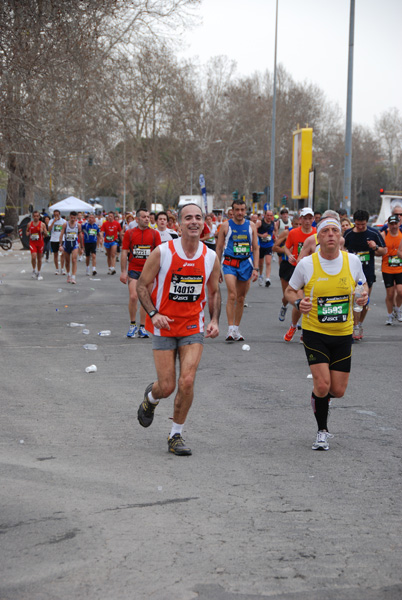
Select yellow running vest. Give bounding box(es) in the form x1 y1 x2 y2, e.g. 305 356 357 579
302 251 356 336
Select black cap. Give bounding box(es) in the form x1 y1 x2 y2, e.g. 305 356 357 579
388 215 400 224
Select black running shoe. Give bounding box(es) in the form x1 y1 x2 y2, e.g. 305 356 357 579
168 433 192 456
137 383 158 428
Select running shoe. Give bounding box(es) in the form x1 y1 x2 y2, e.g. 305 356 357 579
71 276 76 284
127 324 138 338
86 266 90 276
352 325 360 340
67 275 72 283
232 330 244 342
137 382 158 428
312 430 333 451
168 433 192 456
258 275 264 287
37 274 43 281
358 324 363 340
225 329 234 342
397 308 402 323
110 267 116 275
92 269 97 276
138 326 149 338
62 269 67 276
284 324 297 342
79 255 83 262
278 305 288 321
55 270 59 275
31 271 37 279
265 278 271 287
385 315 393 326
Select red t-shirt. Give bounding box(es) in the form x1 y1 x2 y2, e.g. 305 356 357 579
285 226 316 260
101 220 121 242
122 227 161 272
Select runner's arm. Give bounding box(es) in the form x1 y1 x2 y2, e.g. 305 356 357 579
137 248 173 330
59 223 66 246
205 255 221 339
119 249 129 284
398 238 402 259
272 230 288 254
215 221 228 261
250 223 259 281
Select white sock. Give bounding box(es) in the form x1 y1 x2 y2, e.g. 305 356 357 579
233 325 239 333
147 390 159 405
169 422 183 438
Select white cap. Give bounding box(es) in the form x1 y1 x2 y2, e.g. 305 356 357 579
300 207 314 217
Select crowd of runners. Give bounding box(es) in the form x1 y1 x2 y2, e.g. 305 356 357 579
23 200 402 455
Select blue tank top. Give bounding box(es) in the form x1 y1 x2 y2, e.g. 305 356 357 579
224 219 253 259
258 220 275 248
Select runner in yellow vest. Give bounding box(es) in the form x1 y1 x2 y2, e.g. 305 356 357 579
285 217 368 451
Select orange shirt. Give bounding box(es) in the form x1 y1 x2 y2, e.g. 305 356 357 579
382 230 402 273
285 226 316 260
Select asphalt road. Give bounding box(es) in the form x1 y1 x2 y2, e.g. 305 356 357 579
1 244 401 600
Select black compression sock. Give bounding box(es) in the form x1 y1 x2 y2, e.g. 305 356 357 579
311 392 330 431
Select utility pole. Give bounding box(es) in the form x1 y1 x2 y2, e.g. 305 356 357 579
343 0 355 215
269 0 279 212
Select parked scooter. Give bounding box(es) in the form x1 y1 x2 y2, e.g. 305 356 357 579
0 225 13 250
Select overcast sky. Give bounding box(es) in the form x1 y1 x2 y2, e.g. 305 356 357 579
178 0 401 129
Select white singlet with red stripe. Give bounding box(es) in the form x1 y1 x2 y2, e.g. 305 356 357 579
145 239 216 337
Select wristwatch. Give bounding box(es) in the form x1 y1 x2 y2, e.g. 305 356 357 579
295 299 301 310
148 309 158 318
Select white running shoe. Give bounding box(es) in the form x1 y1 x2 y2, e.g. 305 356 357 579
37 274 43 281
71 276 76 284
232 330 245 342
258 275 264 287
31 271 37 279
79 255 83 262
312 430 333 451
62 269 67 276
278 305 287 321
397 308 402 323
385 315 393 326
86 266 90 276
67 274 72 283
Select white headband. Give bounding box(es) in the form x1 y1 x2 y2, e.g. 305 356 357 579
317 218 342 235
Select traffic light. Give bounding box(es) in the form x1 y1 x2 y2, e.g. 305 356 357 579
252 192 258 203
232 190 239 202
88 156 94 166
379 188 384 194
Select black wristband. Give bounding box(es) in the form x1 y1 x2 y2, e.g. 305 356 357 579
148 309 158 318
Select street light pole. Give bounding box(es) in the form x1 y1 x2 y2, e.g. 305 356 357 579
269 0 278 212
123 140 126 213
343 0 355 215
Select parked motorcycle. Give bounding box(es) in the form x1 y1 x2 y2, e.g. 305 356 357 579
0 225 14 250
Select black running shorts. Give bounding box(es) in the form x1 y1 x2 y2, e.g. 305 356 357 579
302 329 352 373
84 242 97 257
279 260 295 282
382 271 402 288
